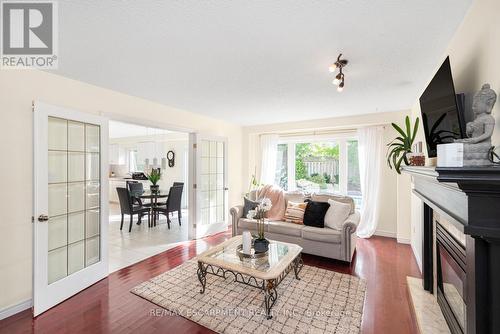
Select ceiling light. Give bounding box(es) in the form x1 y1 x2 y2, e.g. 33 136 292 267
337 80 345 92
329 53 348 92
332 72 343 85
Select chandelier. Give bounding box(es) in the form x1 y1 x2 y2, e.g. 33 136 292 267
328 54 348 92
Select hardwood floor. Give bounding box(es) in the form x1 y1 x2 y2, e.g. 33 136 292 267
0 233 420 334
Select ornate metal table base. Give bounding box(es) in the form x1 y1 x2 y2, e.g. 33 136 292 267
197 254 303 319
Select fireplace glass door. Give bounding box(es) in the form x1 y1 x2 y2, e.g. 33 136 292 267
436 223 466 334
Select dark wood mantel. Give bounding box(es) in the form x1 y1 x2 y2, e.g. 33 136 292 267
403 166 500 334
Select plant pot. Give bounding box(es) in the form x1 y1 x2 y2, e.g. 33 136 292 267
253 238 269 253
150 184 159 193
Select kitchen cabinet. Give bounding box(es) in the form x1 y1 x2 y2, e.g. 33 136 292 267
109 144 125 164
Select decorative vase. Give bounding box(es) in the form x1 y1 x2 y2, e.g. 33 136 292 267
150 184 159 193
242 231 252 255
254 238 269 253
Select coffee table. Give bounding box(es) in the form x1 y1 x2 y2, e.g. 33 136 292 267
196 235 303 319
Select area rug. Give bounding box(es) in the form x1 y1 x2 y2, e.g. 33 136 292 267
131 260 366 334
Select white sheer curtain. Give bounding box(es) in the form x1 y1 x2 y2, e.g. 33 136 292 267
356 126 384 238
260 134 279 185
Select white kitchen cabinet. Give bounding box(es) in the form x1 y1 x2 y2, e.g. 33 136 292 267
109 144 119 164
109 144 126 165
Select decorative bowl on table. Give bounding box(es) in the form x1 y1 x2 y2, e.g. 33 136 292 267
236 244 268 259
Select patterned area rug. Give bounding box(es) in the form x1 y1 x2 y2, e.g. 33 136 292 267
131 260 366 334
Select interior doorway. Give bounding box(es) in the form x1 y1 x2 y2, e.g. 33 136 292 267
107 120 190 272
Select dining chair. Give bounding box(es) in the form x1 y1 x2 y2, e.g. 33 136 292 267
116 187 151 232
155 185 183 229
127 181 151 207
156 182 184 208
158 182 184 216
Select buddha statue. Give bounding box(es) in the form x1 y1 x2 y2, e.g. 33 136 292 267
455 83 496 166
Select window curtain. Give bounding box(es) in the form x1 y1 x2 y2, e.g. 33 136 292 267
260 134 279 185
356 126 384 238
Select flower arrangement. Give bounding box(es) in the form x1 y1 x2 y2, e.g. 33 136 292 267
247 198 272 240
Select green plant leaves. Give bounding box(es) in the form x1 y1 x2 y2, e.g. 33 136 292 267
387 116 419 173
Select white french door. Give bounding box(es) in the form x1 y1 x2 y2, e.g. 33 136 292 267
33 101 109 316
191 135 228 239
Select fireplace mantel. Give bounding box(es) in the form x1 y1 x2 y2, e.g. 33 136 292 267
403 166 500 334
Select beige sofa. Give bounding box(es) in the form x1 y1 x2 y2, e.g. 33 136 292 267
230 190 360 262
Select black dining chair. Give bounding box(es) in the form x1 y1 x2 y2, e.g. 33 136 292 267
127 181 151 207
156 182 184 208
155 185 183 229
163 182 184 218
116 187 151 232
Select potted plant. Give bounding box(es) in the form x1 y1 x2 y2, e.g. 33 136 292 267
246 198 272 253
146 169 161 192
387 116 419 174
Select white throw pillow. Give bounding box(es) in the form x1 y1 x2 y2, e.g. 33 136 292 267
324 199 351 230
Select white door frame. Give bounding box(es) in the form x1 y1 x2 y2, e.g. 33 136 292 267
33 101 109 316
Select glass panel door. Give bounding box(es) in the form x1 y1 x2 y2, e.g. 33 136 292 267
47 117 100 284
47 118 101 283
34 101 108 316
195 136 227 238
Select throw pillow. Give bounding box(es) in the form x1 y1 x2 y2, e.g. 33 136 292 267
283 201 307 224
303 200 330 228
243 197 259 218
324 199 352 230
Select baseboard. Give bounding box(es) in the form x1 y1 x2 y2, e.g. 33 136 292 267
374 230 396 238
411 242 423 273
0 299 32 320
397 237 411 244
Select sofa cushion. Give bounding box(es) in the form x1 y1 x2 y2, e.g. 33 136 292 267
238 218 268 232
303 200 330 228
283 201 307 224
311 193 355 214
243 197 259 217
324 199 352 230
302 226 341 244
268 221 304 237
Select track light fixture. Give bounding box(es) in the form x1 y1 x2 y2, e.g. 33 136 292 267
329 53 348 92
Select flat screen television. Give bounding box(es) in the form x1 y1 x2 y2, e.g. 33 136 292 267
419 57 466 157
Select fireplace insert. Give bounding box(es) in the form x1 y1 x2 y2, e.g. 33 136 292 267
436 223 466 334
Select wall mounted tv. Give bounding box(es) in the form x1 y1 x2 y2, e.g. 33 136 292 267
419 57 466 157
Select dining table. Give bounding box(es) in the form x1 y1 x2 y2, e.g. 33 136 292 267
131 189 168 227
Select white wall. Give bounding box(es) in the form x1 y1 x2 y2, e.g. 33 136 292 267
242 110 411 240
407 0 500 270
0 70 243 314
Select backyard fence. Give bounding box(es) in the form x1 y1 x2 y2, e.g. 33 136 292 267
303 158 339 180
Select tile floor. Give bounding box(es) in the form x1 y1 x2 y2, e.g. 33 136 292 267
108 203 189 272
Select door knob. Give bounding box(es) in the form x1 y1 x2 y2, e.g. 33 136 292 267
38 214 49 222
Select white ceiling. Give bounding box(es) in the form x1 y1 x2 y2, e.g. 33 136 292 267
54 0 472 125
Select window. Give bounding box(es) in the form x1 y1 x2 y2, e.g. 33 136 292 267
347 140 362 208
275 144 288 189
275 136 362 207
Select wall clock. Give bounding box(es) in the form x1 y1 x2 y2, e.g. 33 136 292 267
167 150 175 167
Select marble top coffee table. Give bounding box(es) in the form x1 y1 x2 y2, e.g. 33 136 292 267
197 235 303 319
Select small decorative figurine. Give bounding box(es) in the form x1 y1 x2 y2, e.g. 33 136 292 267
455 84 496 166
